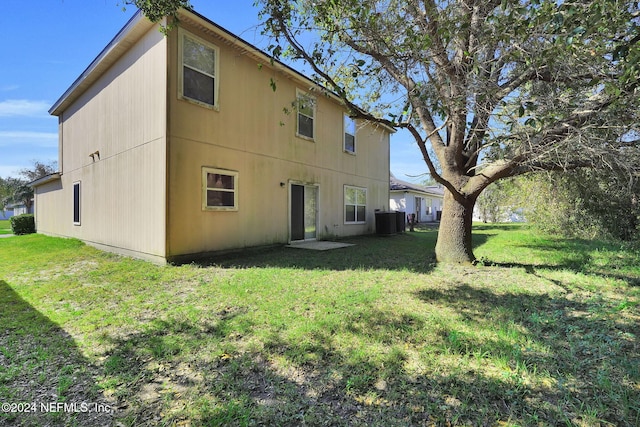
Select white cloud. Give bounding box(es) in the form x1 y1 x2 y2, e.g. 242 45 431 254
0 131 58 147
0 165 23 178
0 99 51 118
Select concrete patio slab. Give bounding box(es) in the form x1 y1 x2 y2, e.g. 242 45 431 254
286 241 355 251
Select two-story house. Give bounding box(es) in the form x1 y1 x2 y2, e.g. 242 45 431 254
32 8 393 263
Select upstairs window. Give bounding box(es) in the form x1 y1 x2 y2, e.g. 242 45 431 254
344 115 356 153
202 167 238 211
180 31 219 108
344 185 367 224
296 91 315 140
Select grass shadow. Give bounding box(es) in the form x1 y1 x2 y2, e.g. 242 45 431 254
194 224 509 272
481 260 640 288
92 273 639 425
474 224 640 287
473 223 528 232
3 226 638 425
471 232 493 250
414 282 640 425
479 242 640 287
98 315 247 425
196 229 439 274
0 280 114 426
95 300 630 426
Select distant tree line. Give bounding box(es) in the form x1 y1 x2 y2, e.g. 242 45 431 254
1 160 57 213
477 170 640 242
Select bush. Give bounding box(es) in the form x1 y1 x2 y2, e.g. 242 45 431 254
515 171 640 242
10 214 36 235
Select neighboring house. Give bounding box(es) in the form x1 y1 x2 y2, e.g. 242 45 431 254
1 207 13 220
32 8 393 263
473 205 526 223
2 201 34 218
389 173 443 222
12 204 31 216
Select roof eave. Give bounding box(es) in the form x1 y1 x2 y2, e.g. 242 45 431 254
390 188 443 197
49 10 155 116
48 7 396 135
178 9 396 134
29 173 62 188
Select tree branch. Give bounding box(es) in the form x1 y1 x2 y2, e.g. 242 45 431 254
268 9 399 129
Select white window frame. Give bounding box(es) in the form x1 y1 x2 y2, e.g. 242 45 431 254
202 167 238 211
343 114 356 154
296 89 316 141
73 181 81 225
344 185 367 224
178 29 220 110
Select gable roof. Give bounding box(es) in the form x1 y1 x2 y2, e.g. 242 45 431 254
49 10 154 116
48 8 395 134
390 173 443 197
50 8 313 116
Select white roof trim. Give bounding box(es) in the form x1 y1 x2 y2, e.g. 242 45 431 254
48 8 395 135
49 10 154 116
29 173 61 188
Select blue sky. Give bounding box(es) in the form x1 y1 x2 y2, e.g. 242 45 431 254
0 0 425 182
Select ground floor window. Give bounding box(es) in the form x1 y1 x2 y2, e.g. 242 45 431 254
73 181 81 225
202 167 238 210
344 185 366 224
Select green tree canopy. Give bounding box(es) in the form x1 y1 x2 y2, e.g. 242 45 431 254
17 160 58 183
257 0 640 262
119 0 192 30
513 169 640 241
130 0 639 262
1 160 57 212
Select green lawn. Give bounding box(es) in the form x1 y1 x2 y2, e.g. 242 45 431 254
0 225 638 426
0 219 11 235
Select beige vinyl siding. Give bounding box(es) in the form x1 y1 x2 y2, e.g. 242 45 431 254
37 10 390 263
166 22 390 258
40 24 168 261
34 179 65 235
167 140 389 256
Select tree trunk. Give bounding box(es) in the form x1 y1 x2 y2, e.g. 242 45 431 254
435 189 476 264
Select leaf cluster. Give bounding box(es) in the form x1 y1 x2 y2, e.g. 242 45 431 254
512 169 640 241
0 160 57 211
119 0 192 31
259 0 640 199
